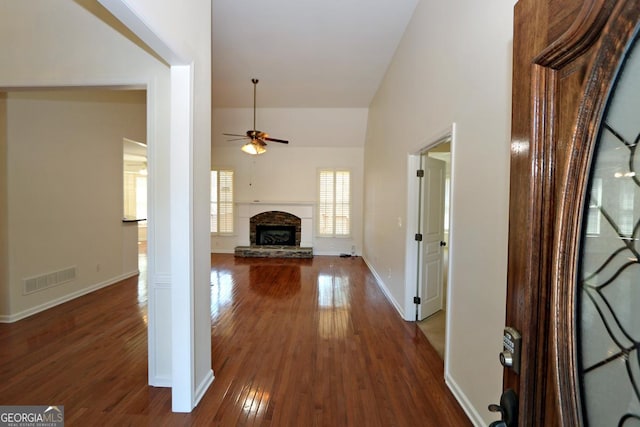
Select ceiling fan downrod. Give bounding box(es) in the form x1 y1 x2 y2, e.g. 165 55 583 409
221 77 288 153
252 78 258 132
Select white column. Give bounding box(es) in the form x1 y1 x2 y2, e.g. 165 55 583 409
170 64 195 412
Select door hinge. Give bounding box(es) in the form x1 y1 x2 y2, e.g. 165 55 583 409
415 233 423 241
413 296 421 304
416 169 424 178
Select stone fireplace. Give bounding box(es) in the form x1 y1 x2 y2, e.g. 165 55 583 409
234 203 313 258
250 211 301 246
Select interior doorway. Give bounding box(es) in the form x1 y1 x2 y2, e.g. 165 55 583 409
405 125 454 360
123 137 148 296
1 87 153 379
418 144 450 358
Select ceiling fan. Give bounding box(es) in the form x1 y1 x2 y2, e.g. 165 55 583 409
223 78 289 155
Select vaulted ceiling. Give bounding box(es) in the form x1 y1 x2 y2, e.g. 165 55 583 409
212 0 419 108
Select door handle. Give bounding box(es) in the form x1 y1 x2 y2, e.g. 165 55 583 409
488 389 518 427
439 241 446 247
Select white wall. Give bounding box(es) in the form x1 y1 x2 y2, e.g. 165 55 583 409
212 108 366 255
4 90 145 319
363 0 515 425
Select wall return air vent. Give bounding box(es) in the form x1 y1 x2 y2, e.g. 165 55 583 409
23 267 77 295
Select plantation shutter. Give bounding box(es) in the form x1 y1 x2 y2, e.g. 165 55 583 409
319 170 350 236
335 171 350 235
210 171 218 233
219 170 234 233
211 170 234 234
319 170 335 235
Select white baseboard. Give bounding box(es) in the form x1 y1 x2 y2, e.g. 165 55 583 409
361 255 406 319
211 249 234 254
149 375 172 388
445 372 486 427
193 369 215 408
0 270 139 323
308 250 345 256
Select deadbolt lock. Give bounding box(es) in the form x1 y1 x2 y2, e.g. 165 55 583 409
500 327 521 374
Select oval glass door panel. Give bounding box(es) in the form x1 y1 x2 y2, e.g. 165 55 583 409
578 33 640 426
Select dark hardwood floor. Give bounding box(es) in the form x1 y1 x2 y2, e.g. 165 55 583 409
0 254 471 426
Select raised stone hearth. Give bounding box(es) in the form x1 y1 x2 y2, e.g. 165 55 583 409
234 245 313 258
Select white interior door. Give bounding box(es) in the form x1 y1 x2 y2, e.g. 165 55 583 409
418 156 445 320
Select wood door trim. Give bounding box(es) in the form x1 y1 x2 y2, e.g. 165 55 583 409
529 61 559 425
535 0 616 68
507 2 556 425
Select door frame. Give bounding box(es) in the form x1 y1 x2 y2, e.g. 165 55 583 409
405 124 455 359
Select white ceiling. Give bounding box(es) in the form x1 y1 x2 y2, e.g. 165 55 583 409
212 0 419 108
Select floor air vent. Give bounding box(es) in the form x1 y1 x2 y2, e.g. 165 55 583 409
23 267 77 295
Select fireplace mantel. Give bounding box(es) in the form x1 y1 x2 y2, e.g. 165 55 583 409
237 202 314 247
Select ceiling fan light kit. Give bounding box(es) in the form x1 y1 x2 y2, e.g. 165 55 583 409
241 141 266 155
223 78 290 155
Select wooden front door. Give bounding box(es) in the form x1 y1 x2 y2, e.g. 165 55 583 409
505 0 640 425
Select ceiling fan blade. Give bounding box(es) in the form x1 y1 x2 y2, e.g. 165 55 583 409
223 133 248 137
264 137 289 144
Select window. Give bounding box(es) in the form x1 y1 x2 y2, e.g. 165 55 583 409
617 178 636 237
123 138 148 221
586 178 602 236
123 166 147 220
211 170 234 233
319 169 350 236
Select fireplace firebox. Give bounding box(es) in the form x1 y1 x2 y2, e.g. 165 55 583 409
249 211 302 247
256 225 296 246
